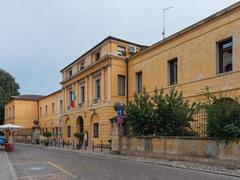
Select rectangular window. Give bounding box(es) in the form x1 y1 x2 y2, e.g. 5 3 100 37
67 126 71 138
59 100 63 114
12 105 15 117
118 75 126 96
136 71 142 93
80 61 85 71
45 105 48 116
168 58 178 85
95 52 101 61
68 90 73 107
117 46 126 56
218 37 233 74
51 103 55 114
68 70 72 77
80 86 85 103
95 79 101 99
40 107 42 117
93 123 99 138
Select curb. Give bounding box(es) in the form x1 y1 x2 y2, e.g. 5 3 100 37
4 151 18 180
17 143 240 178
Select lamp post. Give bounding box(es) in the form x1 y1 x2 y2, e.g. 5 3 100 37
162 6 173 39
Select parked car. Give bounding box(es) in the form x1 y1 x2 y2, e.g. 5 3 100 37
0 135 6 146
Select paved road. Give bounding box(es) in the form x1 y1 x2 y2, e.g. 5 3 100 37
8 144 239 180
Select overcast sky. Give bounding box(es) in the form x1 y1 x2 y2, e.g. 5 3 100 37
0 0 239 95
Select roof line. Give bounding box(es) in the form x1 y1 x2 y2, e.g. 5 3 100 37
60 36 148 72
129 1 240 61
38 89 62 100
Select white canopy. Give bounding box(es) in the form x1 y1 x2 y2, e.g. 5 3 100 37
0 124 23 131
0 124 23 143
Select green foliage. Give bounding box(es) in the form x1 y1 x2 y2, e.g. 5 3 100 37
74 132 84 141
125 88 199 136
43 131 52 138
125 89 155 136
0 69 20 124
202 87 240 138
152 89 199 136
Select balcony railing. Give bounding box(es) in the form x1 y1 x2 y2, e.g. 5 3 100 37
93 98 101 105
78 102 85 109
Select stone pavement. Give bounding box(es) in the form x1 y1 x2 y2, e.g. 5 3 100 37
18 143 240 178
0 147 17 180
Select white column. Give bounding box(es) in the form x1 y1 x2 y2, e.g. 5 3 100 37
89 75 92 106
107 65 112 102
101 68 105 103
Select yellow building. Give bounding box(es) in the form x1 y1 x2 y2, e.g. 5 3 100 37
59 36 146 144
4 95 43 128
38 90 62 136
128 2 240 102
5 2 240 144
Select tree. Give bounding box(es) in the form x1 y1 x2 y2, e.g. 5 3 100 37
0 69 20 124
125 89 155 136
202 87 240 138
152 88 199 136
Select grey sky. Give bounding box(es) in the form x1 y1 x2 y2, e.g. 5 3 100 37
0 0 239 95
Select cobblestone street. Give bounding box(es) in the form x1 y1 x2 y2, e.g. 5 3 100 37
6 144 240 180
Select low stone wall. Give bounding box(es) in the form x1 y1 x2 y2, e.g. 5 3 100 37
120 136 240 168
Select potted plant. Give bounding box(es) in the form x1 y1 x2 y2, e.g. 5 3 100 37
74 132 84 149
43 132 52 146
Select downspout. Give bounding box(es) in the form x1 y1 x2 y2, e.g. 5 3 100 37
126 58 129 104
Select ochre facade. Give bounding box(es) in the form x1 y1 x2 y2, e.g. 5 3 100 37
4 2 240 145
5 98 39 128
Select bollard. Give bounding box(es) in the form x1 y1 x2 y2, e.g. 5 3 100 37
67 140 69 148
62 140 64 148
101 141 103 152
92 140 94 152
73 139 75 149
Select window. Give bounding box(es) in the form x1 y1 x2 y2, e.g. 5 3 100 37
93 123 99 138
9 107 11 118
12 105 15 117
117 46 126 56
40 107 42 117
136 71 142 93
118 75 126 96
68 70 73 77
95 51 101 61
80 61 85 71
51 103 55 114
80 85 85 103
67 126 71 138
59 100 63 114
168 58 178 85
68 90 73 107
218 37 233 74
45 105 48 116
95 79 101 99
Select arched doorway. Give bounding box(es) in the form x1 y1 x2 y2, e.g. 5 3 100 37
65 118 71 139
76 116 84 133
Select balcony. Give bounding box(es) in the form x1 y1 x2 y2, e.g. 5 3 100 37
93 98 101 105
78 102 85 109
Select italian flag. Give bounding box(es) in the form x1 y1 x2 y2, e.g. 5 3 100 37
71 90 76 108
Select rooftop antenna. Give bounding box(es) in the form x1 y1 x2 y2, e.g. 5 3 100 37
162 6 173 39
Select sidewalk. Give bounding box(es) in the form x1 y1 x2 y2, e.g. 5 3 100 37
19 143 240 178
0 148 17 180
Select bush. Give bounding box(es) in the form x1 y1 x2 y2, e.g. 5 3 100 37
43 131 52 138
203 87 240 138
152 89 199 136
125 88 199 136
125 89 155 136
74 132 84 141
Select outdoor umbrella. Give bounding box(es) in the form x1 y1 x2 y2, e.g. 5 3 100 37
0 124 23 143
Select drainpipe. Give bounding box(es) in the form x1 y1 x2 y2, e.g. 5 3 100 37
126 58 129 104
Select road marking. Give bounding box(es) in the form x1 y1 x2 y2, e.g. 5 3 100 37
47 161 76 178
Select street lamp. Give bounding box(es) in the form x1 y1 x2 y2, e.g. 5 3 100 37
162 6 173 39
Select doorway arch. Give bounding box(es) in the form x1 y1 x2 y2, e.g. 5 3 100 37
76 116 84 133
